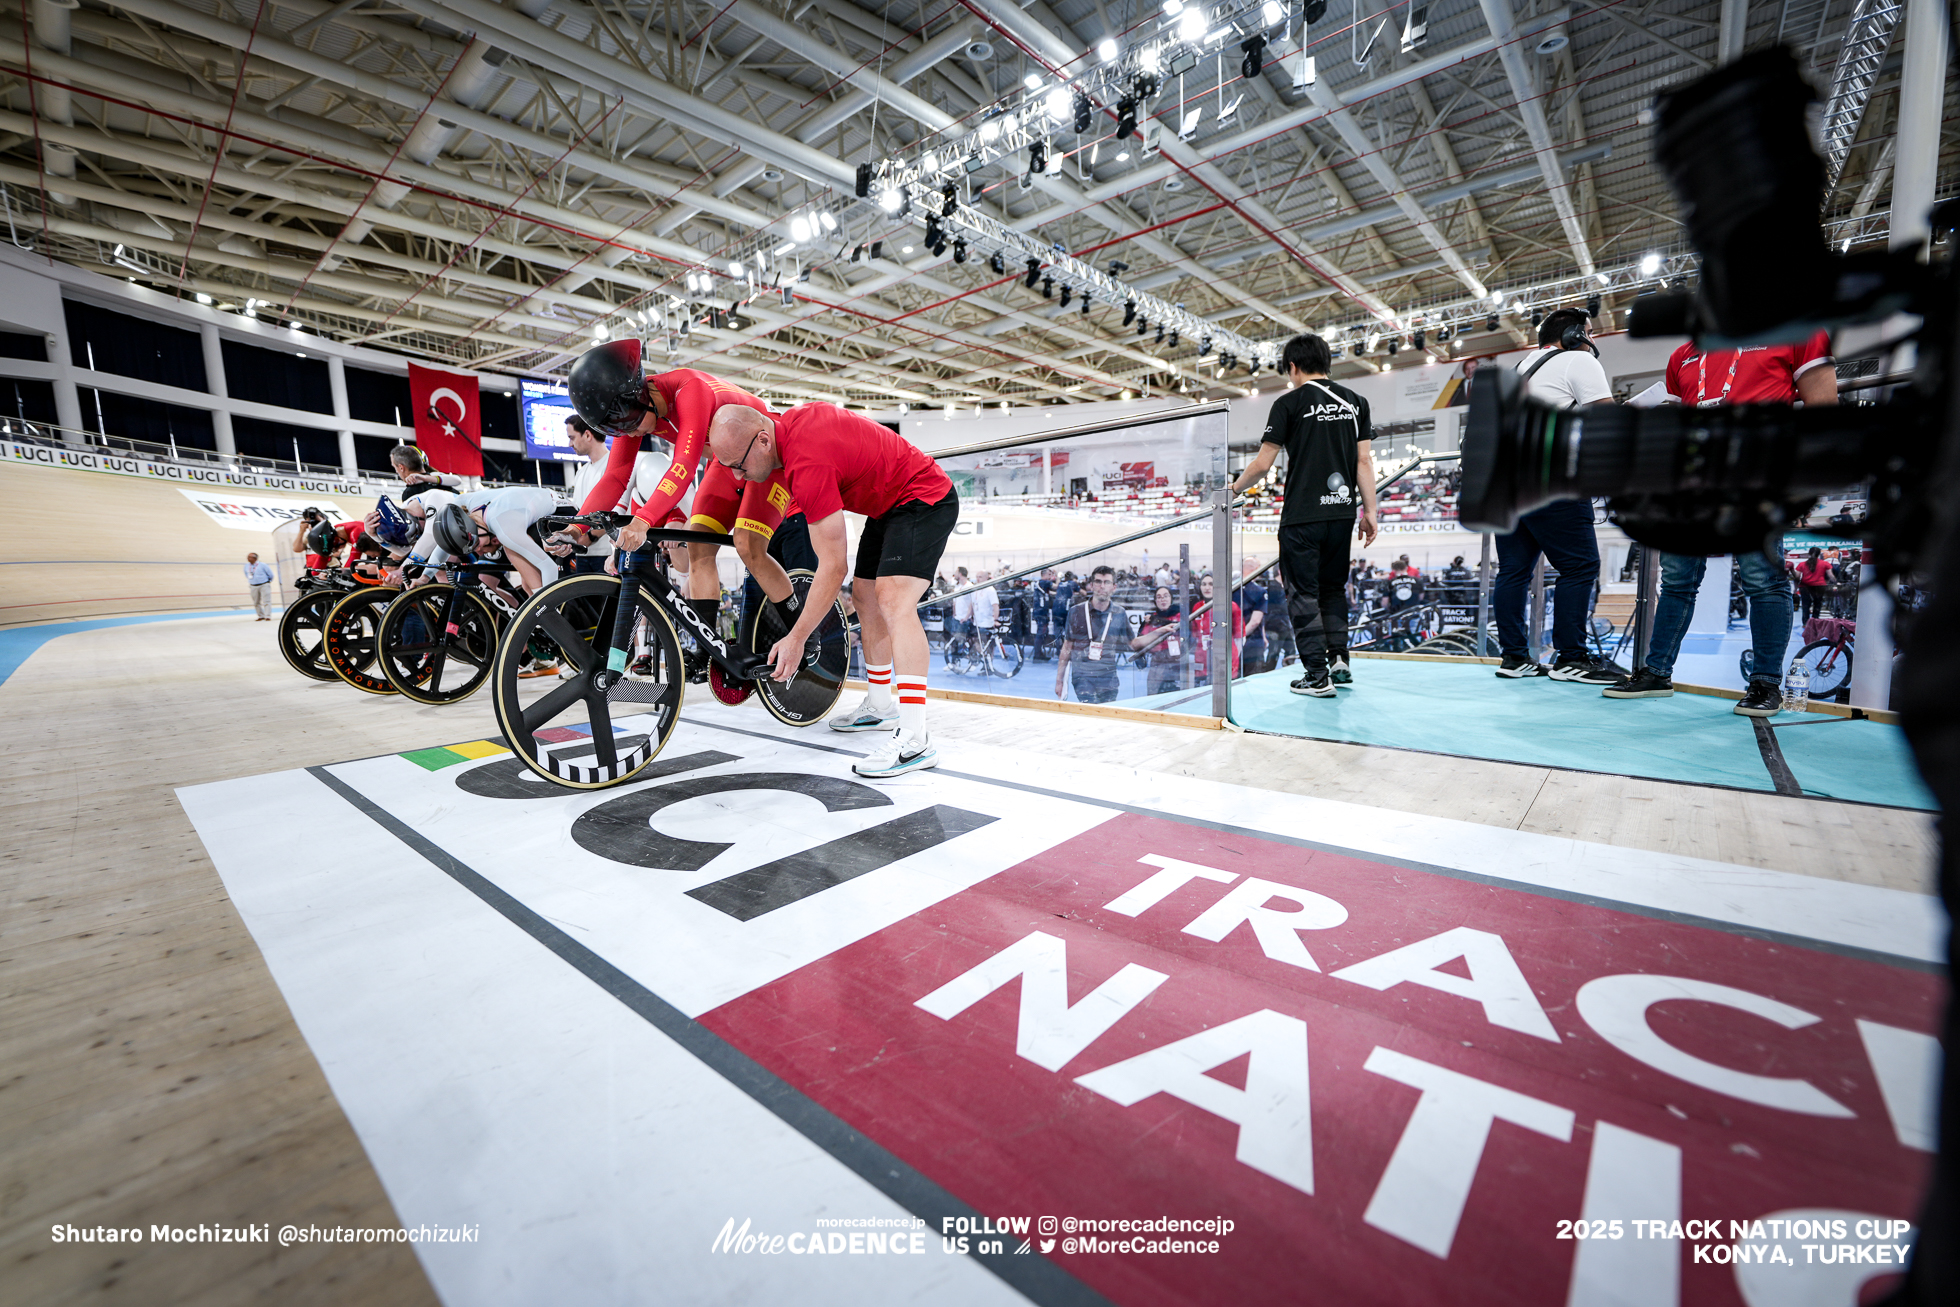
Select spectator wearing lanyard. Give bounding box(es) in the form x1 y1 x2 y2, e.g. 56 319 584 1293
1056 565 1127 704
1130 586 1185 695
1605 330 1837 714
1191 573 1244 686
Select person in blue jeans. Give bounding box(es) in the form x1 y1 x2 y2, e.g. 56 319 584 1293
1491 500 1617 682
1604 547 1793 715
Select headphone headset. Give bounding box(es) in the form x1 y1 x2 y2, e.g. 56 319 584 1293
1555 311 1598 356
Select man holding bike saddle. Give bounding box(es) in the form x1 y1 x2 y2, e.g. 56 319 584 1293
706 403 957 778
565 341 812 661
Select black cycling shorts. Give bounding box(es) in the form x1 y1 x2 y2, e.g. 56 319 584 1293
854 488 959 582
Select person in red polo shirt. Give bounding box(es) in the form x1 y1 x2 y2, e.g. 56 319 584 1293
705 403 957 778
1602 331 1838 714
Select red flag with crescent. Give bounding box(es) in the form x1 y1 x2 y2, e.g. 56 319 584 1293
408 363 483 477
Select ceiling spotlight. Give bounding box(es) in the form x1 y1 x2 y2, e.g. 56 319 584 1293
1411 330 1424 350
1386 337 1400 355
1024 73 1042 91
1116 97 1138 139
1530 309 1544 328
1155 323 1165 344
790 214 813 242
1025 258 1041 288
1586 293 1601 318
1596 272 1611 286
1073 90 1092 133
879 185 902 213
1178 7 1205 41
1098 37 1120 61
1060 285 1073 307
990 250 1006 274
195 292 213 305
942 181 959 212
851 244 865 263
1029 141 1047 174
819 211 838 231
1081 294 1092 315
1200 334 1212 356
953 238 968 263
1261 0 1284 24
1486 312 1499 331
902 244 915 254
1137 316 1149 337
1041 275 1055 298
1303 0 1327 24
1046 87 1071 121
1240 35 1266 79
1123 298 1137 326
1639 252 1662 276
854 162 873 197
1140 46 1163 73
1164 0 1183 13
1168 328 1179 348
980 119 1001 145
870 240 884 259
897 191 912 219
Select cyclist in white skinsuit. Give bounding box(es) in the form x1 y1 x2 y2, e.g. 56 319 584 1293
426 486 566 594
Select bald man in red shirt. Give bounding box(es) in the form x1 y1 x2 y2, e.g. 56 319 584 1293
706 403 957 778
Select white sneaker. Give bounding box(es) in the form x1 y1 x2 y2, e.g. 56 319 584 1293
853 730 938 778
828 693 899 733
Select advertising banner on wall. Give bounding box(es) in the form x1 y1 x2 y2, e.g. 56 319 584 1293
175 488 353 532
1392 363 1480 417
4 438 380 496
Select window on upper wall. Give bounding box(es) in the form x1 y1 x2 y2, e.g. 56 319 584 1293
80 387 217 449
345 366 412 427
64 301 207 390
221 339 333 414
231 415 340 467
2 378 58 425
0 330 49 362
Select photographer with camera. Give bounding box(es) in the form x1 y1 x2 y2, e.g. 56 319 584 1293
1491 309 1620 684
1601 331 1837 714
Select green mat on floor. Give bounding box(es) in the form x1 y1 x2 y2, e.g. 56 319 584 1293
1135 658 1935 810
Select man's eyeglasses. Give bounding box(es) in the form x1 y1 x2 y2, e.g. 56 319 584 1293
717 430 763 477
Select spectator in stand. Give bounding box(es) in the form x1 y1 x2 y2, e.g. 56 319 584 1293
1131 586 1186 695
949 566 974 649
1154 560 1175 590
1493 308 1619 685
1055 565 1128 704
1191 573 1244 686
1230 332 1377 698
1240 558 1270 674
1795 546 1833 622
244 552 274 620
1605 330 1837 713
1030 568 1058 659
1384 558 1424 617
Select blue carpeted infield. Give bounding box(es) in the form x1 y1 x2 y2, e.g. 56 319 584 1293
0 610 252 687
1136 656 1934 811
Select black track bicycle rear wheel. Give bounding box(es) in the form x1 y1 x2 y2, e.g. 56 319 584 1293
278 586 347 681
323 587 400 695
746 570 850 728
378 584 502 704
490 574 685 789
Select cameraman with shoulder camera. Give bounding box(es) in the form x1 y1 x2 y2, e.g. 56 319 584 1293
1601 331 1837 714
1491 308 1620 684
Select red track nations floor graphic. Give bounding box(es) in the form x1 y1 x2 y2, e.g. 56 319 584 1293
701 813 1938 1307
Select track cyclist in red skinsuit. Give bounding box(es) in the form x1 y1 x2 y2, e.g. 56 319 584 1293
565 340 807 647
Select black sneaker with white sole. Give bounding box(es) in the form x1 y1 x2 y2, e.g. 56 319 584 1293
1329 655 1352 687
1548 656 1622 686
1290 672 1336 698
1733 679 1782 717
1602 667 1674 699
1495 654 1547 678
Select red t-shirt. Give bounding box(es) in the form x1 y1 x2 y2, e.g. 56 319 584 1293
774 403 952 520
1664 331 1832 407
577 369 777 525
1192 600 1244 679
336 520 366 550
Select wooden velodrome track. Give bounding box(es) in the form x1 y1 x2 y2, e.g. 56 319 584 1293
0 462 1940 1305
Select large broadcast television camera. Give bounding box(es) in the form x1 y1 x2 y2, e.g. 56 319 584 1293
1459 47 1957 1303
1459 46 1946 572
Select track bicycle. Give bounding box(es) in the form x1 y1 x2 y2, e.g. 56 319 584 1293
489 512 849 790
944 618 1025 678
277 567 359 681
1739 621 1856 700
374 562 519 705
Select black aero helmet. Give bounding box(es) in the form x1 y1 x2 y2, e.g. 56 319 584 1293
432 503 476 559
567 339 649 439
306 521 336 557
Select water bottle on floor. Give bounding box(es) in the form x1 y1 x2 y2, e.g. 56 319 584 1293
1781 658 1809 714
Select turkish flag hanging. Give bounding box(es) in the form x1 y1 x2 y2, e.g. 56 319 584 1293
407 363 483 477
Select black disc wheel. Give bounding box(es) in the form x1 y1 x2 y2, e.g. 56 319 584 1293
490 574 685 789
378 584 502 704
747 570 850 728
278 586 347 681
323 587 401 695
